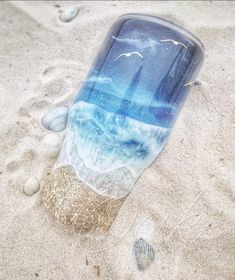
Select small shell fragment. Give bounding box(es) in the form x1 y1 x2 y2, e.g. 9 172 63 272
24 177 40 196
59 7 79 23
133 238 155 271
41 106 69 132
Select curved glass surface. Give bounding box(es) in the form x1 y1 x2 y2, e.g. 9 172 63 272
57 14 204 198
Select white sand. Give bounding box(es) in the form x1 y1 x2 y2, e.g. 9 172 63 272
0 1 234 279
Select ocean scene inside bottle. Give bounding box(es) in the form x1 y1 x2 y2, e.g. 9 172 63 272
56 15 204 198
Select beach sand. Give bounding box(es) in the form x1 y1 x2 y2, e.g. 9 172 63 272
0 1 234 279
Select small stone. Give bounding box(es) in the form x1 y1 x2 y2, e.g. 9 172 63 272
43 134 60 148
24 177 40 196
59 7 79 23
41 105 69 132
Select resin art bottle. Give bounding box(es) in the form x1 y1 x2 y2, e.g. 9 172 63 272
43 14 204 234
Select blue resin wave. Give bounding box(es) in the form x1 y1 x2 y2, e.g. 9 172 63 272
57 102 169 197
56 14 204 198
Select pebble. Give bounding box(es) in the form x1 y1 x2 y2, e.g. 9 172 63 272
24 177 40 196
59 7 79 22
43 133 60 148
41 105 69 132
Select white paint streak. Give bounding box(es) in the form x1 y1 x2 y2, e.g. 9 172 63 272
114 51 144 62
160 39 187 49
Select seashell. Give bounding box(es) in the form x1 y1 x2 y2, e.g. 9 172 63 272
59 7 79 23
133 238 155 271
41 106 69 132
24 176 40 196
43 133 60 148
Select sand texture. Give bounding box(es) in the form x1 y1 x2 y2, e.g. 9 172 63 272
43 165 125 234
0 1 234 279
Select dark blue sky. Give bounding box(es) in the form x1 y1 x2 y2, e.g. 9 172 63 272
77 16 204 127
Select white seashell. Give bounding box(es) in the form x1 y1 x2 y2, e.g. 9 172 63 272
59 7 79 23
41 106 69 132
24 176 40 196
133 238 155 271
43 134 60 148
